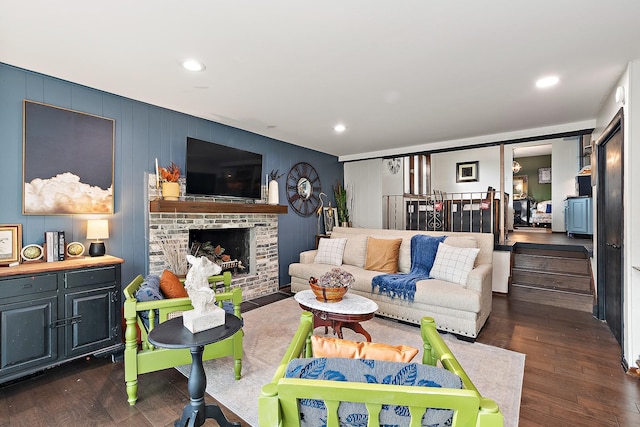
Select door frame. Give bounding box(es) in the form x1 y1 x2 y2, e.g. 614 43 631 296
595 107 624 324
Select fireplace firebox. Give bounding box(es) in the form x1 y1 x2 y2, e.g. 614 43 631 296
189 228 252 274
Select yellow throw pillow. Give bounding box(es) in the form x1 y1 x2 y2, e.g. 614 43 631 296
160 269 188 298
364 237 402 273
311 336 419 362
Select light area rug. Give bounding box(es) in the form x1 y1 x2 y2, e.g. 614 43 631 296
177 297 525 427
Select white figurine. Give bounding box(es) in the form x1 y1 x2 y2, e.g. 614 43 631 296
182 254 225 332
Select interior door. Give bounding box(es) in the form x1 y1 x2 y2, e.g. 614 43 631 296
597 109 624 346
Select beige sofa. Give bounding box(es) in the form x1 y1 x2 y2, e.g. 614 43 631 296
289 227 494 339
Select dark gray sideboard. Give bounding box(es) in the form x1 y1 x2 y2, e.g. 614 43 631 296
0 256 124 384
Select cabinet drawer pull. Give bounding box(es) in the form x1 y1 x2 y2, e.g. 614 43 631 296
50 315 83 328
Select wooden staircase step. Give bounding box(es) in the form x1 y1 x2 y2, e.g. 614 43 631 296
511 270 592 294
513 253 591 276
511 244 594 312
510 284 594 313
514 246 588 259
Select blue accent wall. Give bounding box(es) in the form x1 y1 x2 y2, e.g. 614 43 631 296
0 63 342 287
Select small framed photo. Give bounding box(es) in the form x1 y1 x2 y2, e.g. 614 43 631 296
456 161 479 183
0 224 22 266
323 207 338 235
538 167 552 184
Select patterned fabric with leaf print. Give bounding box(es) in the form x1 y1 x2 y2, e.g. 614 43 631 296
285 357 462 426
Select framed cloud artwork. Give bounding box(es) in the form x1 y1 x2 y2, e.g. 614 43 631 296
22 100 115 215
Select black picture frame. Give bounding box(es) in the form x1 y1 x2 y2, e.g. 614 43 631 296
456 161 479 183
323 207 338 235
22 100 115 215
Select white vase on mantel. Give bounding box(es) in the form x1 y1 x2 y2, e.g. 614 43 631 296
268 180 279 205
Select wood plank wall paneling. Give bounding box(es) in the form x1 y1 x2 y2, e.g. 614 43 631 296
0 63 342 286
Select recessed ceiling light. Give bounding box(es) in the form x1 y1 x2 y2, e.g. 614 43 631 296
535 75 559 88
181 59 206 72
334 124 346 133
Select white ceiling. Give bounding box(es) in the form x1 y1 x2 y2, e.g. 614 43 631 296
513 143 553 158
2 1 639 161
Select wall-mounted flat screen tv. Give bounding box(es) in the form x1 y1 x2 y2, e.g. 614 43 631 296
185 137 263 199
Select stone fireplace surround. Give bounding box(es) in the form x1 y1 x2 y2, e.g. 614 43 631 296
147 179 287 301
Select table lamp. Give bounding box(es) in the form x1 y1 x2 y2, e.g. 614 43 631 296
87 219 109 257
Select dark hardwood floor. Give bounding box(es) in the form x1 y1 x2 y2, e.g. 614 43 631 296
1 291 638 426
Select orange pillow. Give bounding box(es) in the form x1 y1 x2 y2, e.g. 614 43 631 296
364 237 402 273
311 336 419 363
160 269 188 298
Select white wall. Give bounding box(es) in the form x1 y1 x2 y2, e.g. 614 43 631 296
431 146 504 195
492 251 511 293
381 158 405 229
592 61 639 369
551 138 580 232
344 159 383 228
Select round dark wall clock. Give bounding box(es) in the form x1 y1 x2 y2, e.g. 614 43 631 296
286 162 322 217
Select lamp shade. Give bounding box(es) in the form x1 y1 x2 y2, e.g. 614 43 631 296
87 219 109 240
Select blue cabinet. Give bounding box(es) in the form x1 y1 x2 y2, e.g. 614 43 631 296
565 197 593 236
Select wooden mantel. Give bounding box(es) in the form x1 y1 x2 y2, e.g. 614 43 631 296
149 199 288 214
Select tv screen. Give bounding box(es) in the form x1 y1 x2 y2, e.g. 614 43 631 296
186 137 263 199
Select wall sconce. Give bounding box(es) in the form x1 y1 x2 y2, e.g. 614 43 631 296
87 219 109 257
512 161 522 174
615 86 625 105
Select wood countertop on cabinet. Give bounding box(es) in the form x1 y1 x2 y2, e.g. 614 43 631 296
0 255 124 278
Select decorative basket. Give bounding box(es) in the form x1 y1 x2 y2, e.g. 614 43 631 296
309 282 348 303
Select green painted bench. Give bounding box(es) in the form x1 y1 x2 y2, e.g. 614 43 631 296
258 313 503 426
123 271 242 405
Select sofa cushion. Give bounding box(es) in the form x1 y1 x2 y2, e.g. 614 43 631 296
364 237 402 273
160 269 188 298
444 235 479 266
443 235 477 249
330 231 367 268
314 237 347 266
415 279 482 312
285 357 461 427
430 243 480 286
311 336 419 362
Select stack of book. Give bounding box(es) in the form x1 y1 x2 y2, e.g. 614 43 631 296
45 231 66 262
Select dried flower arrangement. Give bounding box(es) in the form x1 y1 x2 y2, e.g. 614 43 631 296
311 268 355 288
159 162 181 182
155 231 188 275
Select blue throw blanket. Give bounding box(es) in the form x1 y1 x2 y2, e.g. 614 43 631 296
371 234 446 301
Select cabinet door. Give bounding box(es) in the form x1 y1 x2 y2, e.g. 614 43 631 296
63 287 117 357
569 199 588 233
0 296 57 379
